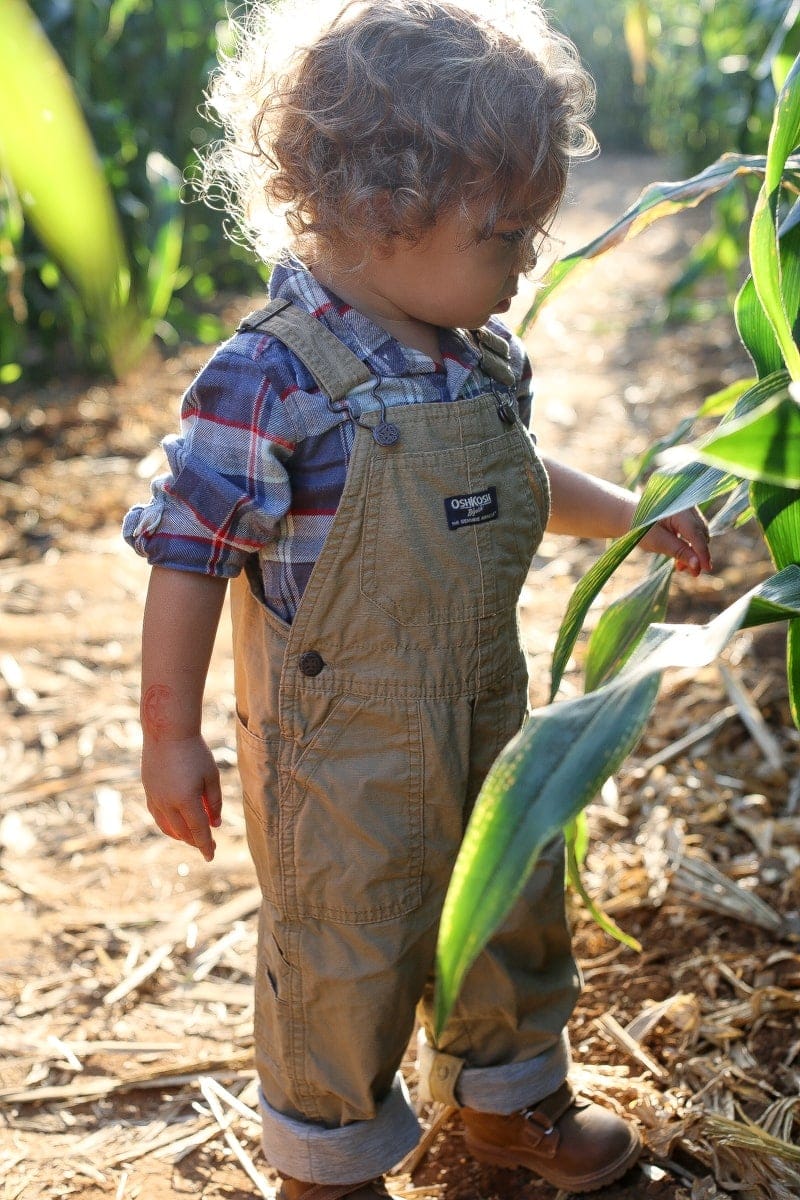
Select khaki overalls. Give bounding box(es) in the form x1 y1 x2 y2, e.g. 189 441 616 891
230 301 581 1184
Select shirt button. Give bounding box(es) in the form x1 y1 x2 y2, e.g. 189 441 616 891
299 650 325 677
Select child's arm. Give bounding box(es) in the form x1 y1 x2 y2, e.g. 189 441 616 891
140 565 229 863
542 458 712 576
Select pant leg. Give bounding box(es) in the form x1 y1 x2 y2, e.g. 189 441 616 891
254 900 426 1183
417 681 581 1112
246 693 474 1184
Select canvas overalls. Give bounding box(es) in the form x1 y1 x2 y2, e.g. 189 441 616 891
230 301 581 1185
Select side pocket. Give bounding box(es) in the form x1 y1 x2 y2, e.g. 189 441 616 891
288 695 424 923
236 713 281 904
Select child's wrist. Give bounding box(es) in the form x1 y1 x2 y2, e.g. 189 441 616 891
140 682 202 743
142 728 202 746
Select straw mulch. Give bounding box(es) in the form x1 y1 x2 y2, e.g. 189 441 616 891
2 155 799 1200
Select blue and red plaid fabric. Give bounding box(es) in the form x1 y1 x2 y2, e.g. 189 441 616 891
123 257 534 622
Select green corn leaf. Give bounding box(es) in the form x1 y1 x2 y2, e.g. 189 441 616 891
698 377 759 418
735 198 800 379
550 374 785 701
550 526 646 701
584 559 673 692
435 671 659 1037
748 53 800 380
0 0 135 373
752 479 800 567
693 389 800 487
773 20 800 94
758 0 800 91
549 462 736 701
626 379 755 487
751 476 800 723
520 154 800 333
144 152 185 324
736 274 787 378
708 481 753 536
433 566 800 1036
788 620 800 728
565 812 590 869
565 825 642 953
766 54 800 196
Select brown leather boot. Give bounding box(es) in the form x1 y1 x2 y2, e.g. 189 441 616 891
460 1080 642 1194
278 1176 390 1200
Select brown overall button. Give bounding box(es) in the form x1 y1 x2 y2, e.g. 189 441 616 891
299 650 325 677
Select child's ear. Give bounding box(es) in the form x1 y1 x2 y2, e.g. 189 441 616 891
361 189 399 253
362 189 432 257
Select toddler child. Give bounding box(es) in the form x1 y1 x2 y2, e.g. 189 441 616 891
124 2 711 1197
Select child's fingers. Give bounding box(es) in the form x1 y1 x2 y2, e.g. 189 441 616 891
202 772 223 829
173 803 216 862
673 541 704 577
149 798 216 861
643 510 711 575
673 512 712 571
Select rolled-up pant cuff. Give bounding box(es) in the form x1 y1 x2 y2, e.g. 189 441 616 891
418 1030 572 1114
259 1073 420 1185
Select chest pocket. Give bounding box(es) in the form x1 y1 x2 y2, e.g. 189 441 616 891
359 421 549 628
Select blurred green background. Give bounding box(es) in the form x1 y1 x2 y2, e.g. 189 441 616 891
0 0 797 380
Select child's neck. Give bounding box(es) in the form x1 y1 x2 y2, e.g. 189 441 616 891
308 258 443 365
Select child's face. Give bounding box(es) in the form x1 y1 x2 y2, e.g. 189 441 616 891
349 206 535 332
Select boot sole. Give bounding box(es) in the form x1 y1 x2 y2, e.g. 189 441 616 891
465 1126 643 1194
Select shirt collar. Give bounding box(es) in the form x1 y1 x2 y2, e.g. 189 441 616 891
269 255 482 395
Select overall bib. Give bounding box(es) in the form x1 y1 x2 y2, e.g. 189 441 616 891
231 301 581 1184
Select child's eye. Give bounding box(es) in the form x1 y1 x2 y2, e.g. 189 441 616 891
496 228 538 270
498 229 526 245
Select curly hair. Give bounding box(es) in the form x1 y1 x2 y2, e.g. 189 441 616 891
200 0 596 264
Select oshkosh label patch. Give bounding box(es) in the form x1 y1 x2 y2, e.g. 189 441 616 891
444 486 498 529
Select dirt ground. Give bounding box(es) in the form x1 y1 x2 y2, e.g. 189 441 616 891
2 154 800 1200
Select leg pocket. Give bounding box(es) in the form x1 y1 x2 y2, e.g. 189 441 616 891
236 714 281 904
288 695 424 923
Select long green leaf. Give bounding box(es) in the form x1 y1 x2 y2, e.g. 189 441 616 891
625 379 754 488
736 196 800 378
694 390 800 487
752 479 800 567
520 154 800 333
584 559 673 691
551 372 794 699
788 620 800 728
434 567 800 1036
549 462 735 700
752 478 800 723
565 827 641 953
708 481 753 536
0 0 134 372
736 274 788 378
748 53 800 379
144 152 184 323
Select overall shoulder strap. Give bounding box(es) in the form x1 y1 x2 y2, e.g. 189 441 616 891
473 325 517 388
237 298 373 401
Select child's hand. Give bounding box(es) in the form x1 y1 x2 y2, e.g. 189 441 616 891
638 507 712 577
141 734 222 863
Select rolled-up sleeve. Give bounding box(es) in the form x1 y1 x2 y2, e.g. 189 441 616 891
123 344 298 578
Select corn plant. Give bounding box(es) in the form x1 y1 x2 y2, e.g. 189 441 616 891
0 0 259 377
434 53 800 1035
0 0 134 374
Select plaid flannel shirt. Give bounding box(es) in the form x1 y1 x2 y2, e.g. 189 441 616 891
123 257 534 622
